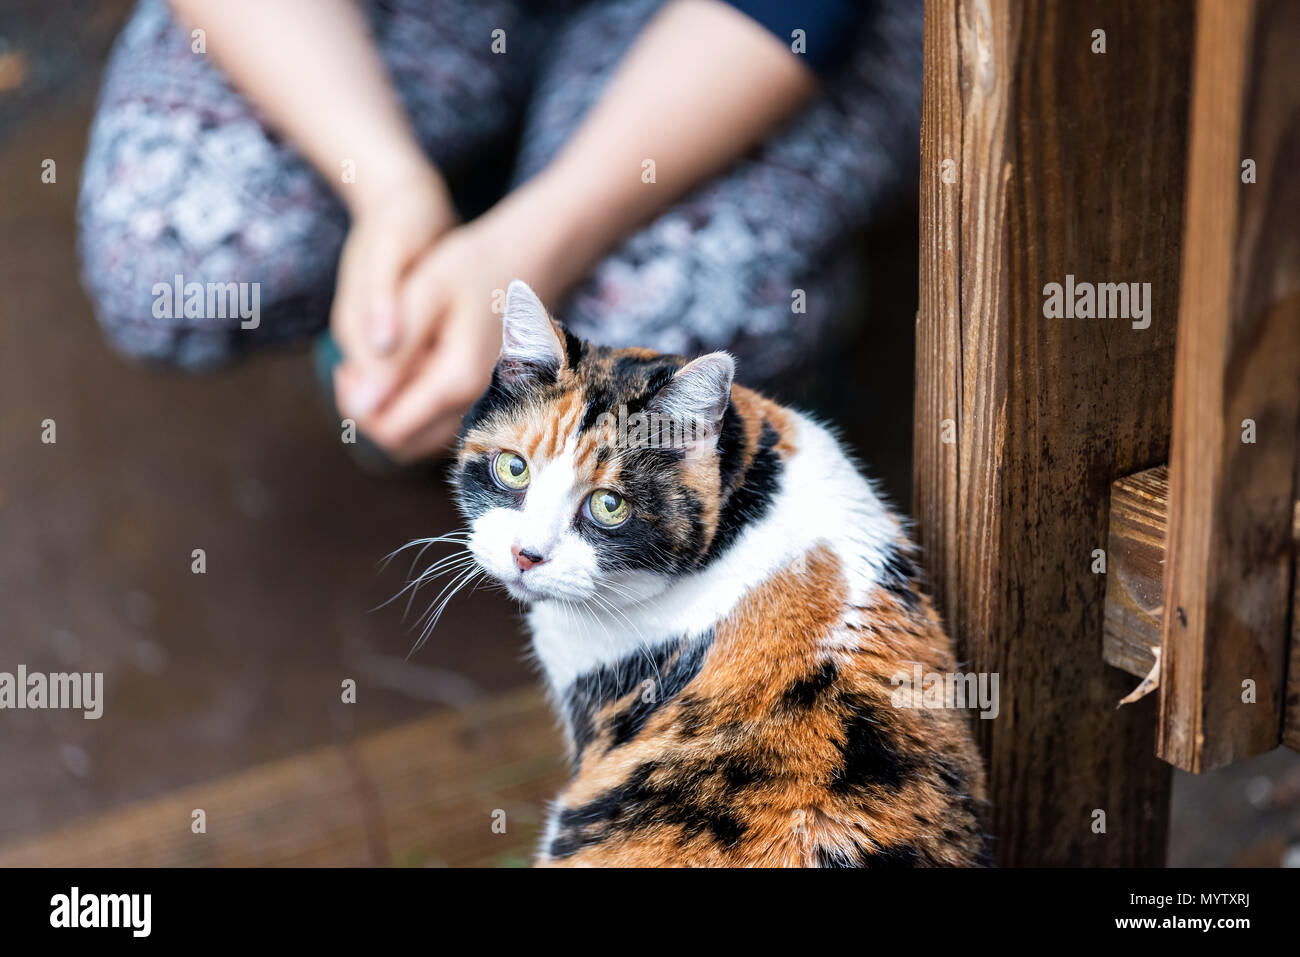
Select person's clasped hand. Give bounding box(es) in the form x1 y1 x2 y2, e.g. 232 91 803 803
332 175 567 463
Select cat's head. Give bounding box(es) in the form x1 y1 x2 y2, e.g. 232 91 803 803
452 281 736 606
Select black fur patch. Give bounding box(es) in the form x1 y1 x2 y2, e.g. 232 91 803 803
877 545 922 610
452 452 524 517
565 631 714 757
829 692 916 794
548 759 747 859
605 636 712 750
563 329 586 371
777 661 840 713
701 420 784 565
577 353 684 434
578 383 618 434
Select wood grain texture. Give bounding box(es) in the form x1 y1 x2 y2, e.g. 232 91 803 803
1287 491 1300 752
915 0 1191 865
0 690 565 867
1103 464 1299 688
1103 467 1169 679
1157 0 1300 773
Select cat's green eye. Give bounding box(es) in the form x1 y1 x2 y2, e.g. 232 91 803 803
587 489 630 528
493 451 530 490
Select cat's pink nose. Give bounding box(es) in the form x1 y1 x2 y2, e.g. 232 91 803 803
512 545 546 571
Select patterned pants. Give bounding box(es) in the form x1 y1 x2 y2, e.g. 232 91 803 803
78 0 922 384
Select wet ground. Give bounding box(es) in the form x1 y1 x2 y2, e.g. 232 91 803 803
1 0 1297 867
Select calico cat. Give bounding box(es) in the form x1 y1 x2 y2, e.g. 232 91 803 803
450 280 988 867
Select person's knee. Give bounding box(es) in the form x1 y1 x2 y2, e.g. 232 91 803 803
75 15 340 367
76 185 240 371
75 133 341 371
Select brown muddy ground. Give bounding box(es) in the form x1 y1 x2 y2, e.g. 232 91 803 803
0 0 1296 867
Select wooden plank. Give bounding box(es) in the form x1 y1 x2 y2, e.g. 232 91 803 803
0 689 565 867
915 0 1191 865
914 0 965 629
1103 464 1300 686
1287 490 1300 752
1157 0 1300 773
1103 467 1169 679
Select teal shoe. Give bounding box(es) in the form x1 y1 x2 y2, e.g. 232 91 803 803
311 331 441 478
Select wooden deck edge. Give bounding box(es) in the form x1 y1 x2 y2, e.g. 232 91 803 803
0 688 565 868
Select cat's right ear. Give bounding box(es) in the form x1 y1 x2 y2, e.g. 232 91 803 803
497 280 566 386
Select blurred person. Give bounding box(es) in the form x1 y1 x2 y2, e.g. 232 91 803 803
78 0 922 462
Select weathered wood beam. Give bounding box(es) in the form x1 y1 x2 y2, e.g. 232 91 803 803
1157 0 1300 773
916 0 1191 865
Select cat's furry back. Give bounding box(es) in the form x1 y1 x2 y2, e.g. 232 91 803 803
453 281 988 867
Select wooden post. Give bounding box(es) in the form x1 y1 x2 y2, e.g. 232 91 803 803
1158 0 1300 772
1288 490 1300 752
915 0 1191 865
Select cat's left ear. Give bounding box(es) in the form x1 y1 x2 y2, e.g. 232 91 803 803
647 352 736 446
497 280 567 385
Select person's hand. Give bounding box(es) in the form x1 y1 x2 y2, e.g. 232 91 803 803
329 163 459 410
334 206 565 462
